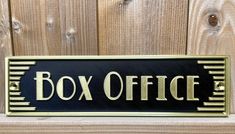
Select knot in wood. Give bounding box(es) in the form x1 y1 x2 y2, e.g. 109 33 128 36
46 18 54 29
12 19 23 33
208 14 218 27
66 29 76 39
119 0 132 7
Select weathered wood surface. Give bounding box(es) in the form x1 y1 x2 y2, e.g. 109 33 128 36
187 0 235 113
10 0 98 55
98 0 188 55
0 0 13 112
0 114 235 133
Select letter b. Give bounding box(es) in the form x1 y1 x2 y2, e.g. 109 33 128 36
34 72 55 100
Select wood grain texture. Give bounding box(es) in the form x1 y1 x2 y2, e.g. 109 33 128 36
0 114 235 133
1 1 235 133
98 0 188 55
0 0 13 112
187 0 235 113
10 0 98 55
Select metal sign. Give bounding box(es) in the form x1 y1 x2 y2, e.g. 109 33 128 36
5 56 230 116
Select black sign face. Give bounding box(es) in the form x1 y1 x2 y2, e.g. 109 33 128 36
5 56 230 116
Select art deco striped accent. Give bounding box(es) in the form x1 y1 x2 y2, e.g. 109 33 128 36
8 60 36 112
197 60 226 112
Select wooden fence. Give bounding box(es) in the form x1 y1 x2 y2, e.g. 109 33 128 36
0 0 235 133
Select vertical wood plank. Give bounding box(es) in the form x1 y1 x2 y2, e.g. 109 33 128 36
10 0 98 55
58 0 98 55
98 0 188 55
187 0 235 113
0 0 13 112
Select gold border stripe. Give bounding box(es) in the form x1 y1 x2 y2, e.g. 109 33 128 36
197 107 225 111
197 61 225 64
10 81 19 83
204 102 225 106
209 97 225 101
10 97 25 101
10 102 30 106
213 76 225 80
9 66 30 70
214 81 225 83
9 77 21 80
9 88 19 91
9 71 25 75
10 107 36 111
209 71 225 74
213 92 225 96
214 88 224 91
9 92 21 96
204 66 225 69
9 61 36 65
9 89 19 92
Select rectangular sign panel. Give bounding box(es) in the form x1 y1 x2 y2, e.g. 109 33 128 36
5 56 230 116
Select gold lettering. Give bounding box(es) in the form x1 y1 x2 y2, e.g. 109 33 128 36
34 72 54 101
56 76 76 100
141 76 153 101
78 76 93 100
170 76 184 101
126 76 138 100
156 76 167 101
187 76 199 101
104 71 123 100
